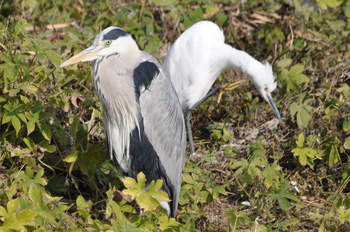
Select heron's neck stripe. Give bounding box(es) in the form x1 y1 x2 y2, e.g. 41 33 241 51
133 61 159 97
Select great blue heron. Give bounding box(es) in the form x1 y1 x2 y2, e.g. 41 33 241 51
60 27 186 217
163 21 282 154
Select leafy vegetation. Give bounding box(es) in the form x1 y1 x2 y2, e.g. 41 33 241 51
1 0 350 231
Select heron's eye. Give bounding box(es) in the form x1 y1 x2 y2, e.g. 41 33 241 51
106 40 112 45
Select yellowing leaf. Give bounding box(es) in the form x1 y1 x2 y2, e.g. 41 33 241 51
122 172 145 200
159 215 181 231
136 181 170 212
63 151 79 163
317 0 342 10
27 119 35 136
0 206 7 218
18 84 40 96
29 184 44 207
7 198 19 214
16 209 39 225
122 172 170 213
296 133 305 147
344 137 350 150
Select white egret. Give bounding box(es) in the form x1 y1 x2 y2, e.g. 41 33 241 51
163 21 281 154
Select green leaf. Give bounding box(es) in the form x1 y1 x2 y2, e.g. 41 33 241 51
223 209 251 228
262 161 280 187
33 169 47 186
39 140 56 153
277 195 290 211
328 144 340 166
338 206 350 224
182 173 196 184
37 121 51 142
76 195 93 223
159 215 181 231
23 137 35 151
1 213 22 231
343 119 350 132
11 116 21 137
4 63 18 82
212 185 227 203
268 182 298 211
277 58 292 68
292 148 307 166
46 50 63 68
290 93 314 129
289 64 304 77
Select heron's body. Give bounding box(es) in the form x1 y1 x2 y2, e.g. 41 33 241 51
61 27 186 217
163 21 281 153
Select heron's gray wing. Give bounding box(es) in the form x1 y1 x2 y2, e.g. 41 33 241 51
139 51 186 213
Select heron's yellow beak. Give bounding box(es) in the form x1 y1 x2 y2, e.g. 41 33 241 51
60 44 101 67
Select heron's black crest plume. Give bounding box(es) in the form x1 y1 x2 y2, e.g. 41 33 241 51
133 61 160 97
102 28 128 41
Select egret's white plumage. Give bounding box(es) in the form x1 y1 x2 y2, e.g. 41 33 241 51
163 21 281 153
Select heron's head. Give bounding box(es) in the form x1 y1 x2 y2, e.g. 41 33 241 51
60 27 138 67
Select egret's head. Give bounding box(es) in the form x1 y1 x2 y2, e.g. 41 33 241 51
60 27 137 67
249 62 282 123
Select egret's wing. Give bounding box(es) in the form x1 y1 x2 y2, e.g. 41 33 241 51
139 51 186 214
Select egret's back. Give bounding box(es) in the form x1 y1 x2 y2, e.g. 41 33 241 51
163 21 230 110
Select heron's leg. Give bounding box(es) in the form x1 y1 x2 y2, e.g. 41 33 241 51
185 110 195 155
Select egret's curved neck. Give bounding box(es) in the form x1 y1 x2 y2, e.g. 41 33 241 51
224 45 262 80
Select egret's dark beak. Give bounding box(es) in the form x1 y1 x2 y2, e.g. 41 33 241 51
266 93 282 122
60 44 100 67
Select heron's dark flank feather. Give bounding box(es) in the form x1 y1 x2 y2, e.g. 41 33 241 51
128 120 176 216
133 61 160 97
130 60 176 216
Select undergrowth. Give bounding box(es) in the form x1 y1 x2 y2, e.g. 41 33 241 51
1 0 350 231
